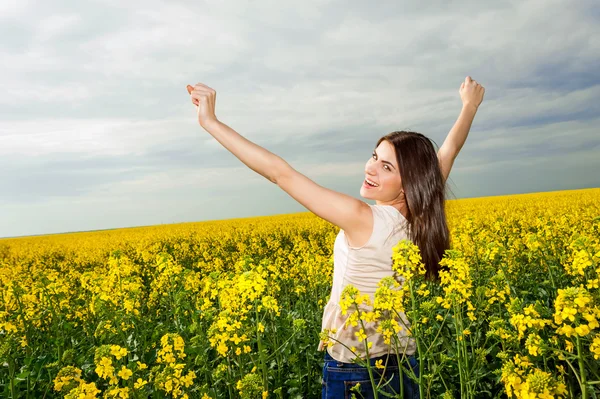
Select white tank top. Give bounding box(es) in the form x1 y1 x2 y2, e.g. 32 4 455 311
317 203 417 362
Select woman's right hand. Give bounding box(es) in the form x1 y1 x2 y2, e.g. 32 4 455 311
459 76 485 110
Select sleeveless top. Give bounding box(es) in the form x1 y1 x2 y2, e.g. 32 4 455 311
317 203 417 363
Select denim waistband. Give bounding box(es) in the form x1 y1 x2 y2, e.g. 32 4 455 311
324 350 416 368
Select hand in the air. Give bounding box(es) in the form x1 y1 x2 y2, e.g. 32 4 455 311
459 76 485 110
186 83 218 128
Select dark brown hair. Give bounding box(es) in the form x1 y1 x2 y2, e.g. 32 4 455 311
376 131 451 281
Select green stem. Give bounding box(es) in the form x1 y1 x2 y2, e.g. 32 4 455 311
576 336 588 399
454 304 466 399
541 249 557 298
255 307 269 393
9 355 16 399
264 330 298 362
422 308 451 358
561 354 583 392
461 314 470 398
225 355 234 399
355 303 378 399
408 280 425 399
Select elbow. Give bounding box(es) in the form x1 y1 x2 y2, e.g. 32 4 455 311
271 157 291 185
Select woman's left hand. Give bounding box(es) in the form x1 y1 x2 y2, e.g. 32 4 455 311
186 83 219 128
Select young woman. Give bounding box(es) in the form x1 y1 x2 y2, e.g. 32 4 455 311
187 77 485 398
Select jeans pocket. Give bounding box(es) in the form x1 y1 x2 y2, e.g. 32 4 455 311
344 378 374 399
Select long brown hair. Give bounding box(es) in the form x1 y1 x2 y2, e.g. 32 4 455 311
376 131 450 281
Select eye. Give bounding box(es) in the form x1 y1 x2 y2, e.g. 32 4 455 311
373 152 391 171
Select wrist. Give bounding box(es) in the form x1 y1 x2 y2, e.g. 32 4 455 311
201 118 221 130
461 103 478 113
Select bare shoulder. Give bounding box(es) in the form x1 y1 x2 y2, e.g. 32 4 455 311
276 164 372 235
344 202 374 248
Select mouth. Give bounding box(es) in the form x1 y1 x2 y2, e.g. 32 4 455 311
363 178 379 189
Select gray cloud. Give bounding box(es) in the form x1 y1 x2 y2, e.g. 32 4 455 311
0 0 599 237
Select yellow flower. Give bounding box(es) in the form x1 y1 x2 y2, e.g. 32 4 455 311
110 345 128 360
134 378 148 389
565 340 574 352
574 324 591 337
355 329 367 341
118 366 133 380
525 334 543 356
95 357 114 380
181 371 196 387
591 336 600 359
217 342 228 356
163 352 176 364
53 366 82 392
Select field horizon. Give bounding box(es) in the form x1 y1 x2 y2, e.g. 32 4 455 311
2 186 597 241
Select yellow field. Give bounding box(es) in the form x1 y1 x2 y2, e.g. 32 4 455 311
1 188 599 398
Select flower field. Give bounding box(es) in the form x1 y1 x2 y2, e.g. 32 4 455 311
1 187 599 398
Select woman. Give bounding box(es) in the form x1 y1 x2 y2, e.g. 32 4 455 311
187 77 485 398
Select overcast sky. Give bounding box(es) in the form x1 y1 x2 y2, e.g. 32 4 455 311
1 0 599 238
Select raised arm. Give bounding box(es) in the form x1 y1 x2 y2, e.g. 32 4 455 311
186 83 370 237
437 76 485 183
187 83 284 184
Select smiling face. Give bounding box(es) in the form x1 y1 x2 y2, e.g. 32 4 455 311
360 140 404 204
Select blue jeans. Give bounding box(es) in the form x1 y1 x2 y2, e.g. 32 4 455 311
322 350 420 399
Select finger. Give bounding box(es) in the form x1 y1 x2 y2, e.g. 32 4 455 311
196 84 217 95
460 82 465 89
195 83 212 90
191 92 203 104
465 76 471 84
192 87 214 97
191 92 209 105
188 85 211 97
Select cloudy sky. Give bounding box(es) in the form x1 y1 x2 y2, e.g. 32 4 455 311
1 0 599 238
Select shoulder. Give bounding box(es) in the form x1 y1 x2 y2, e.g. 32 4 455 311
343 203 376 248
344 204 403 248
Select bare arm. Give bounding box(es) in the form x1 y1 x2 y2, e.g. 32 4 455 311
201 119 284 184
186 83 369 234
440 104 478 155
187 83 285 184
199 119 370 235
437 76 485 182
